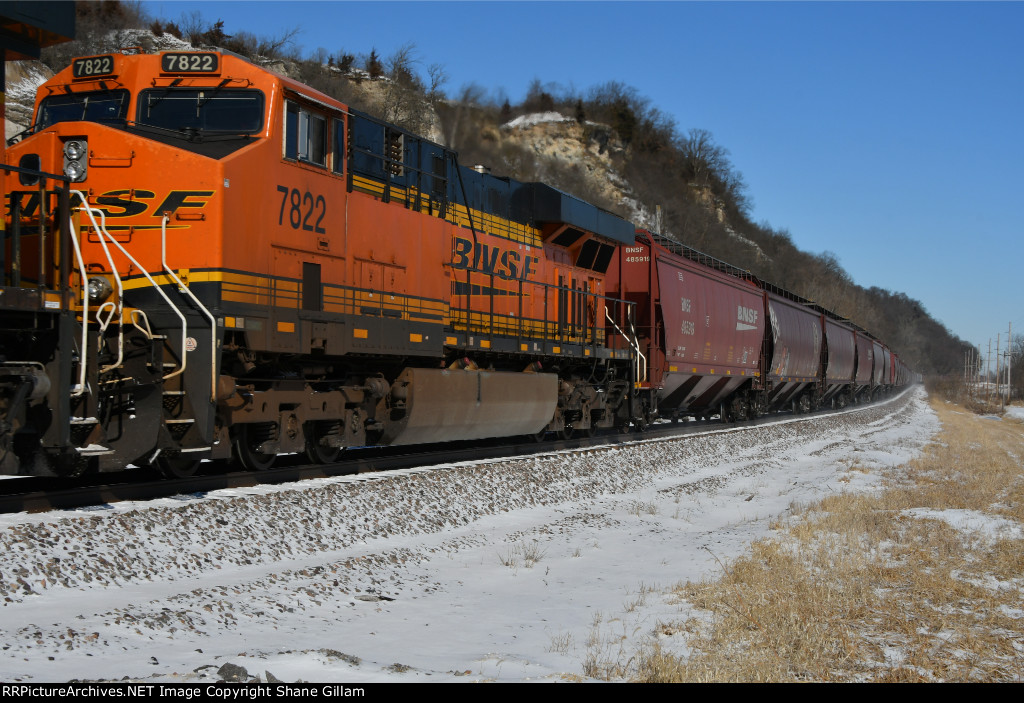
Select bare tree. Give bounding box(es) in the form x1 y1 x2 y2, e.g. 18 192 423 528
442 83 487 150
1009 333 1024 400
682 128 730 187
179 10 206 46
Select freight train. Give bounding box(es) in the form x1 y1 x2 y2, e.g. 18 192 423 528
0 48 913 478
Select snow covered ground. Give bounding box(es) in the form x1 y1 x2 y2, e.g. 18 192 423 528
0 388 938 683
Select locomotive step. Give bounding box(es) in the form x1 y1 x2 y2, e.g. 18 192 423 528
75 445 115 457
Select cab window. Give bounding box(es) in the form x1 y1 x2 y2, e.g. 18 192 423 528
37 89 130 129
137 88 264 133
285 101 326 166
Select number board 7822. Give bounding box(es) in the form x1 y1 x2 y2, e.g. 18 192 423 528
72 55 115 78
160 53 220 74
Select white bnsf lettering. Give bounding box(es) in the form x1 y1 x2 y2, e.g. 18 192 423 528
680 320 695 336
680 297 691 313
625 247 649 263
735 305 759 331
625 246 649 263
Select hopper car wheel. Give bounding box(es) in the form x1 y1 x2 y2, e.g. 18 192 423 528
305 421 342 464
558 425 575 440
579 423 595 438
154 451 201 479
634 407 651 432
796 395 812 414
531 427 548 442
233 423 277 471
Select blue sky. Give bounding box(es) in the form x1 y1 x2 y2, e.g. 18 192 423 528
142 1 1023 352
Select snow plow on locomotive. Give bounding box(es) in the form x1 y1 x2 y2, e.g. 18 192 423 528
0 48 913 478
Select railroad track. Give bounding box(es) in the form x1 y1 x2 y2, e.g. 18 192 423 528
0 391 910 514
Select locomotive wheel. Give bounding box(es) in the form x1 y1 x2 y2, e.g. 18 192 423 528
31 450 90 478
0 441 19 475
233 423 277 471
154 451 201 479
304 421 342 464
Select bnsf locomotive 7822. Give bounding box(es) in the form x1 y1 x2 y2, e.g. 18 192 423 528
0 49 912 478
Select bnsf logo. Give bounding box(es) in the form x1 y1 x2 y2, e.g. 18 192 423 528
737 305 758 325
93 190 214 217
452 236 538 280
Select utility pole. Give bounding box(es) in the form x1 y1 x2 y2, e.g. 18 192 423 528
987 339 992 405
997 333 1001 410
973 346 978 400
1009 321 1013 404
977 344 982 395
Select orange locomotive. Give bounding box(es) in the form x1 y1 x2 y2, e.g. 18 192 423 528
0 49 640 477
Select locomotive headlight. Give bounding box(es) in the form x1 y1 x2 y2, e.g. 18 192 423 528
64 139 86 161
64 161 84 181
62 138 88 182
87 276 113 303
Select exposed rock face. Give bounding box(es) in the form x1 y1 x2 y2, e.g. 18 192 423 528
504 116 627 196
4 61 53 140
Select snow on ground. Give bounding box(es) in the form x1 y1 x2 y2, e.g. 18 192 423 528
1005 406 1024 422
0 388 938 683
902 508 1024 542
503 112 573 129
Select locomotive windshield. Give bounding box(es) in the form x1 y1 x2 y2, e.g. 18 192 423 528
137 88 264 134
36 89 130 129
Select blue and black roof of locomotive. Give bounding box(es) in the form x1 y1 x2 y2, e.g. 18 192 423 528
456 165 635 246
347 108 633 246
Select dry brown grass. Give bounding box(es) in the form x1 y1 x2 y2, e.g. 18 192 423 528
633 399 1024 682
